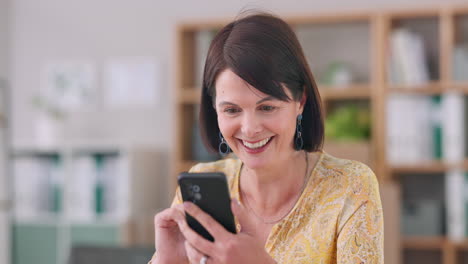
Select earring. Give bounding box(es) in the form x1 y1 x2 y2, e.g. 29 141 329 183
218 132 231 156
295 114 304 150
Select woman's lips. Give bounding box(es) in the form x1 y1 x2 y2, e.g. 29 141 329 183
239 136 274 154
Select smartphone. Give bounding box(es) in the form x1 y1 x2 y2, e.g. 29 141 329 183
178 172 236 242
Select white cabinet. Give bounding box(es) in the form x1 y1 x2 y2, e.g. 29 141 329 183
11 143 168 264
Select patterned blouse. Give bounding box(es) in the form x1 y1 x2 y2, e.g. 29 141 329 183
150 152 384 263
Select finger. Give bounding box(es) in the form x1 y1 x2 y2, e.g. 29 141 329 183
185 241 208 264
175 212 215 256
183 201 231 240
231 198 254 234
154 207 185 228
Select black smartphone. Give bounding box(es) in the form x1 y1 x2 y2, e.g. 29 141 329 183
178 172 236 242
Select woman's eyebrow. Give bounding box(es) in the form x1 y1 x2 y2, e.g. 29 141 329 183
218 101 238 107
217 96 276 107
256 96 275 104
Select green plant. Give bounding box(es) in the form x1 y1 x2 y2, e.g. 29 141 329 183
325 104 371 141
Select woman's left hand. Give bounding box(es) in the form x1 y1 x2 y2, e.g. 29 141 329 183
175 199 276 264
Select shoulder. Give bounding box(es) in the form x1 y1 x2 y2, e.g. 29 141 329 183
315 152 380 203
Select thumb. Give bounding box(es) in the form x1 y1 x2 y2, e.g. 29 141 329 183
231 198 254 234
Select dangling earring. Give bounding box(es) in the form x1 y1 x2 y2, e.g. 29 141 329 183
218 132 231 156
295 114 304 150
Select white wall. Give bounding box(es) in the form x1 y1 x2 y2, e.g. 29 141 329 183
0 0 9 79
9 0 468 154
0 0 10 263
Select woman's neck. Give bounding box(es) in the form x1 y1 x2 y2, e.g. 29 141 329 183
240 151 312 214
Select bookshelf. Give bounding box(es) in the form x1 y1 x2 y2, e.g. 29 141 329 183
174 5 468 264
10 143 166 264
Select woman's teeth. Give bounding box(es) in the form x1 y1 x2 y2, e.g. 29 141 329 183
242 137 271 149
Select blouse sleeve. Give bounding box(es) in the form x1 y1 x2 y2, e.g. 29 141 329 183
336 165 384 264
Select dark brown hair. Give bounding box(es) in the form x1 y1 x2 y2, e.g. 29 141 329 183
199 12 324 153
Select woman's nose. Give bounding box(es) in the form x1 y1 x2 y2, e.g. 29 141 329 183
241 114 262 137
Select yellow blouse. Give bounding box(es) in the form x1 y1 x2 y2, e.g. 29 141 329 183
151 152 384 264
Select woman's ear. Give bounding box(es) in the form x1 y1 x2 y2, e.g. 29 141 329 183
299 91 307 112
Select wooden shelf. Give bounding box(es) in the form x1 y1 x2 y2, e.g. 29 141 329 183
452 6 468 15
404 236 468 250
387 82 468 94
390 159 468 174
447 82 468 93
286 12 371 25
319 84 371 100
387 81 445 94
391 161 446 174
178 21 225 32
403 236 446 250
454 240 468 250
387 10 441 19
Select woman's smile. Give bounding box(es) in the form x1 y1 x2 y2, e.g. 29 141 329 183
239 136 274 153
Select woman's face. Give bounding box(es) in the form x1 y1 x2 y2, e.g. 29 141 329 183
214 69 304 169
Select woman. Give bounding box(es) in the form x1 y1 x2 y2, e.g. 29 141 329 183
151 13 383 264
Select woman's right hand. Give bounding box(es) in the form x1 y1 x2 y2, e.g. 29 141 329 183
153 204 188 264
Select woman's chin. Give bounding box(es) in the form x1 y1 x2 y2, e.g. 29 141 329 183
238 152 271 170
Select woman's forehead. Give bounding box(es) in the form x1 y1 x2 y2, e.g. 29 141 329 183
215 69 292 102
215 70 266 98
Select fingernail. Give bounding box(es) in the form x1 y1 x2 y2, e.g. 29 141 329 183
232 198 240 206
183 201 192 209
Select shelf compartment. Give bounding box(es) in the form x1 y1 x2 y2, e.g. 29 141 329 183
386 15 441 85
453 13 468 86
323 140 373 169
295 20 372 87
404 248 443 264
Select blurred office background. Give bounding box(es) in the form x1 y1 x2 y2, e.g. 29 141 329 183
2 0 468 263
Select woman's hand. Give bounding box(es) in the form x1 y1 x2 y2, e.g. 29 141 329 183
176 199 276 264
153 204 189 264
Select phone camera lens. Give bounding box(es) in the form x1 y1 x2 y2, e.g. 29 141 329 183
192 185 200 193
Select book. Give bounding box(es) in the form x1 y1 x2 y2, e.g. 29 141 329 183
388 28 430 85
445 169 466 241
386 95 433 165
67 155 96 221
441 92 465 163
100 154 129 221
13 156 51 220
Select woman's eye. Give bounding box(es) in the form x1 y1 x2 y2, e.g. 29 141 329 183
224 108 240 114
259 105 276 112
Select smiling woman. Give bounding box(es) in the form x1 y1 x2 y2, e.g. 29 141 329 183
150 12 383 264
